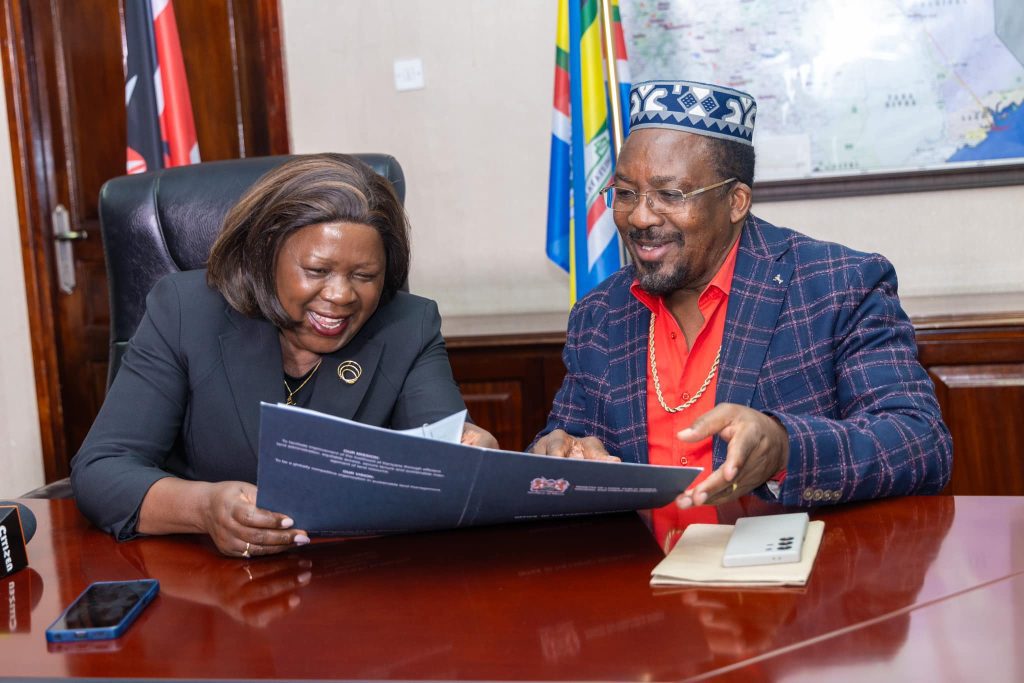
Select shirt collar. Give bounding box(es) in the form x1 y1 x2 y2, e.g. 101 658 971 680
630 233 742 312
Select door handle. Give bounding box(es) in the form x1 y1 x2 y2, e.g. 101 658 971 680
51 204 82 293
52 204 88 240
54 230 88 241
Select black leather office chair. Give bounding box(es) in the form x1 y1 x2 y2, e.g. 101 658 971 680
99 153 406 386
22 153 405 499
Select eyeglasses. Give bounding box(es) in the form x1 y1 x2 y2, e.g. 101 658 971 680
600 177 737 214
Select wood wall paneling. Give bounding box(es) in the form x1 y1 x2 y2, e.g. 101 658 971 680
460 380 524 452
917 323 1024 495
447 341 563 452
930 364 1024 496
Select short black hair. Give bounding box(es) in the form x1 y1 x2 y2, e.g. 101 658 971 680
704 136 756 189
207 153 410 328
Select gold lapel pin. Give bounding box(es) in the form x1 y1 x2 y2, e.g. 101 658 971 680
337 360 362 385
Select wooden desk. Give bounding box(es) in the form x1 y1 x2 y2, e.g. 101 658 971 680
5 496 1023 680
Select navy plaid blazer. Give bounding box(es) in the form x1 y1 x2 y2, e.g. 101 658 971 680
537 215 952 506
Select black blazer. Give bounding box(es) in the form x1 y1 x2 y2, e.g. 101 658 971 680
71 270 467 539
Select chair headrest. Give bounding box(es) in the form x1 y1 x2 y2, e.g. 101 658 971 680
99 153 405 348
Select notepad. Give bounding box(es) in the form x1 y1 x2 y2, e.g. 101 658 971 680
650 520 825 587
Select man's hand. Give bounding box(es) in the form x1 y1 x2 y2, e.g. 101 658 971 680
530 429 620 461
675 403 788 508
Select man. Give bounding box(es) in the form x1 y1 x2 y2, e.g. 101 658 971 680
532 79 952 508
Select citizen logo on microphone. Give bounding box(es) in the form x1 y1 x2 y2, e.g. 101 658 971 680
1 526 13 572
0 502 34 579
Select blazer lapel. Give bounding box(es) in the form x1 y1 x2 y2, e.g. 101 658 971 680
607 278 651 464
307 331 383 421
717 217 793 412
220 306 386 457
220 309 285 458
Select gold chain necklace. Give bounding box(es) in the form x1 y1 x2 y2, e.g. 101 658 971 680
283 358 323 405
648 313 721 413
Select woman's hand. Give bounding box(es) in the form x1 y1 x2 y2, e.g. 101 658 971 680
461 423 499 449
201 482 311 558
139 478 310 558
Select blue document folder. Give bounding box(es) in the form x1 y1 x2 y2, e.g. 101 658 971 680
255 403 702 536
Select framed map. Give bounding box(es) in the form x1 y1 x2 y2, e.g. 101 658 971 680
621 0 1024 200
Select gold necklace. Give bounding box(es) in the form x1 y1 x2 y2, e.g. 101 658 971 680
283 358 323 405
648 313 721 413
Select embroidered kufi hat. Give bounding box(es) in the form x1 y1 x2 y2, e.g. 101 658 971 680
629 79 757 146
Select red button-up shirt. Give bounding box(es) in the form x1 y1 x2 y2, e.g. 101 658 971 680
630 237 741 547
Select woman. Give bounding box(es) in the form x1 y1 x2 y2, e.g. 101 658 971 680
72 153 497 557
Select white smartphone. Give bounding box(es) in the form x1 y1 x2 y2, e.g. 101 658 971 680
722 512 809 567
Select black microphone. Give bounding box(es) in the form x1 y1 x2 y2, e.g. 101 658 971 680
0 502 36 579
0 503 38 634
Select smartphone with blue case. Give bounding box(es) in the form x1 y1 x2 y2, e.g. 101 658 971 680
45 579 159 642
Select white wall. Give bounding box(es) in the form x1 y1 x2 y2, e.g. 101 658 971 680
0 68 44 498
754 186 1024 298
282 0 568 314
282 0 1024 315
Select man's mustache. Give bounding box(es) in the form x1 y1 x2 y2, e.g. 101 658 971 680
627 229 683 245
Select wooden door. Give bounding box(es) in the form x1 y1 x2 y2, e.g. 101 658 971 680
1 0 289 482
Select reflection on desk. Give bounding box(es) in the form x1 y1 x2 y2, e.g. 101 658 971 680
3 567 43 634
114 540 312 628
2 496 1023 681
650 496 955 679
718 509 1024 682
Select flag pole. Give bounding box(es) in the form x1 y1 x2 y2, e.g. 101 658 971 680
598 0 630 265
599 0 624 158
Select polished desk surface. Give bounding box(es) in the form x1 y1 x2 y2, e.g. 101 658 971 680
5 496 1023 681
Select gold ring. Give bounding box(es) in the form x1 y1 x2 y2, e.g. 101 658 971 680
731 482 738 493
242 541 251 559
